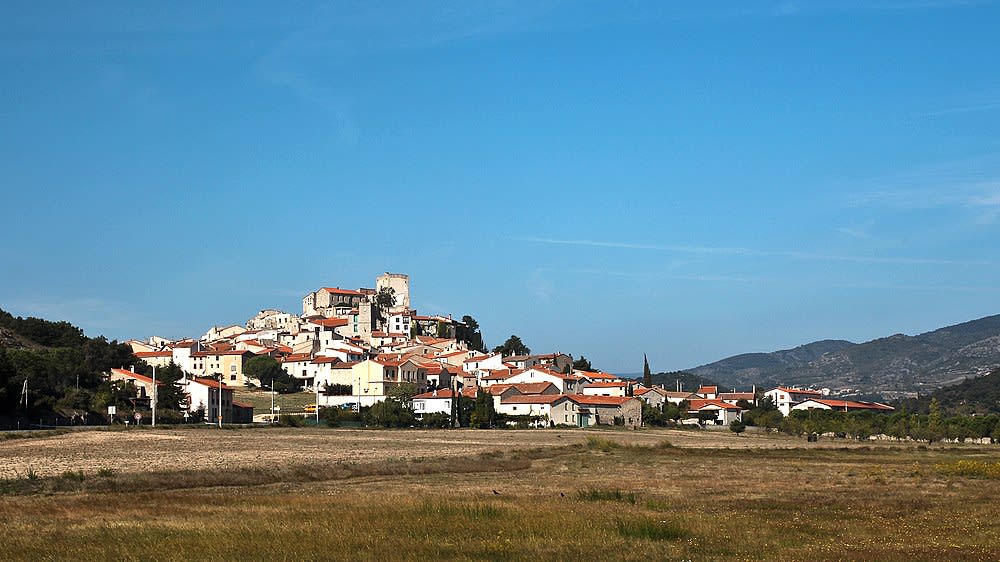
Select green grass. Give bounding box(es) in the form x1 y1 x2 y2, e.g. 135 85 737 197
234 389 315 413
576 488 637 504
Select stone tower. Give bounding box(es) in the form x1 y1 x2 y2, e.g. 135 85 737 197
376 272 410 313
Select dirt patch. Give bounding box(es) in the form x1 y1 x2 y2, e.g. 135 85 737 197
0 426 932 479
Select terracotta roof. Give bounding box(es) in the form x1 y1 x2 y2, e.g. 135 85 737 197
332 361 359 369
281 353 313 363
232 400 254 409
189 377 230 390
312 356 342 365
312 317 348 328
688 399 741 411
697 385 719 394
501 394 569 405
463 353 497 364
135 351 172 358
586 381 628 388
578 371 619 380
321 287 365 296
493 382 557 395
192 350 251 357
110 368 162 386
802 399 895 411
521 367 581 381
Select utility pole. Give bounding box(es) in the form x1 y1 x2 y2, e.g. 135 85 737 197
218 376 223 429
151 365 157 427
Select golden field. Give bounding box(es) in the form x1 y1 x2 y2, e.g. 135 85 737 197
2 426 999 561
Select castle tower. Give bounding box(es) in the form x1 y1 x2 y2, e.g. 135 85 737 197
376 272 410 313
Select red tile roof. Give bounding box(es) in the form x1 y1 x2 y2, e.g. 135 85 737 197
688 399 742 411
322 287 365 296
110 368 162 386
802 399 895 411
579 371 619 380
190 377 230 390
312 317 349 328
192 350 252 357
586 381 628 388
135 351 172 358
501 394 568 405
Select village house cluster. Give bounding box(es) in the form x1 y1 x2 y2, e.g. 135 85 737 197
114 272 893 426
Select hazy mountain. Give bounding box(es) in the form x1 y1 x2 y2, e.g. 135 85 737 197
687 315 1000 398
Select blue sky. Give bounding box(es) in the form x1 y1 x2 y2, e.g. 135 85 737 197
2 1 999 373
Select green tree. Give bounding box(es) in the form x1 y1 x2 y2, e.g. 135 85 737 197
642 354 652 387
460 315 485 352
374 286 396 328
244 356 299 393
389 382 419 403
493 335 530 357
730 419 747 435
137 362 188 411
572 356 593 371
470 388 496 429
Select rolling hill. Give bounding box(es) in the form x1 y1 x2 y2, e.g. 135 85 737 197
687 315 1000 398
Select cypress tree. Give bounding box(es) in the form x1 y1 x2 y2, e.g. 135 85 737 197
643 354 652 388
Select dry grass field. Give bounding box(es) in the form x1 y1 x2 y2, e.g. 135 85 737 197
2 426 1000 561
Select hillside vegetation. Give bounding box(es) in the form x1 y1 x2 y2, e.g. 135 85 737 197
0 308 136 424
689 315 1000 397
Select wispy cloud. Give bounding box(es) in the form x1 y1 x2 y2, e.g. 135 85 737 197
773 0 992 16
836 220 875 240
846 181 1000 223
918 101 1000 117
517 237 998 266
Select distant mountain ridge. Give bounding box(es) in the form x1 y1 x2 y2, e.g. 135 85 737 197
687 315 1000 398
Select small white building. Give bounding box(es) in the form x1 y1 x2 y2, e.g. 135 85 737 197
180 377 235 423
764 386 824 416
495 394 579 427
411 387 476 419
581 381 629 397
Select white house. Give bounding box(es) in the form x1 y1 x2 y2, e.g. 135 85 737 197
411 387 476 419
495 394 579 427
504 367 583 394
462 352 505 374
581 381 629 397
791 399 895 414
688 399 742 425
764 386 824 416
180 377 234 424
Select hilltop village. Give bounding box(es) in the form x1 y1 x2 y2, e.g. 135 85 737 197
117 272 894 427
